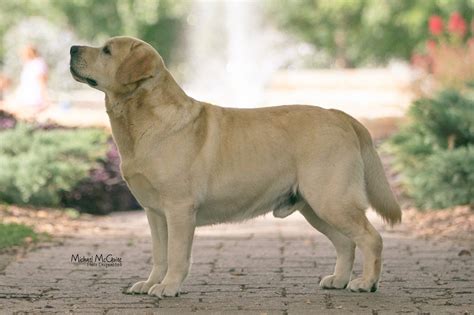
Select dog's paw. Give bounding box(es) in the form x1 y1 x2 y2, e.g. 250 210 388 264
127 280 156 294
148 282 181 298
319 274 349 289
347 277 378 292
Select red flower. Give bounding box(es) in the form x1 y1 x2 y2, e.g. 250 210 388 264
429 15 443 35
448 12 467 36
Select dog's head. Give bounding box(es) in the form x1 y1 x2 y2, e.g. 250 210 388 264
70 36 163 93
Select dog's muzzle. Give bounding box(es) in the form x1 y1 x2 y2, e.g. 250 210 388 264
69 46 98 87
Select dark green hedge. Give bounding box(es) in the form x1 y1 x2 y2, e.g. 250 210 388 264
387 89 474 209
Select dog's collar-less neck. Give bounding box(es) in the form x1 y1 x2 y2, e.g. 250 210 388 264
105 70 203 155
105 71 187 117
105 83 148 117
105 94 130 117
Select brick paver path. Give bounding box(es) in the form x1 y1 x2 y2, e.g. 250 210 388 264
0 211 472 314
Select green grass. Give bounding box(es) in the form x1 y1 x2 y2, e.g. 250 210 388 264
0 222 38 250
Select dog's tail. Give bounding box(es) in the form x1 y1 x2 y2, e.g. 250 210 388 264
348 116 402 225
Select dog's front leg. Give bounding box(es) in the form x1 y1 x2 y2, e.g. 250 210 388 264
128 208 168 294
148 209 196 298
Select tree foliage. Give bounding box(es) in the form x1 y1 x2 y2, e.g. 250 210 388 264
0 0 190 64
267 0 474 67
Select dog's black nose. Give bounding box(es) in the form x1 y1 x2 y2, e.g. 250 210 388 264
70 45 79 55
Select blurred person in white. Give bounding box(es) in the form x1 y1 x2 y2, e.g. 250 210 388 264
4 45 49 118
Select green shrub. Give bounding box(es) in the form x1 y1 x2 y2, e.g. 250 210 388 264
407 90 474 148
387 89 474 209
0 124 107 206
404 146 474 209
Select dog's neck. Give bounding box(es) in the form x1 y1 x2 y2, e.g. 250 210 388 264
105 70 203 157
105 70 189 115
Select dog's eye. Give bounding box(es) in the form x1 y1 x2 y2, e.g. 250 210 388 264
103 46 111 55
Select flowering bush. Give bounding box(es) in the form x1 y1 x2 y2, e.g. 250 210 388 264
61 138 140 215
429 15 443 36
401 12 474 210
448 12 467 37
0 124 107 206
412 12 474 91
0 121 138 214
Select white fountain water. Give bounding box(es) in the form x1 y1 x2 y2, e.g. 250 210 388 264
181 1 413 118
182 0 300 108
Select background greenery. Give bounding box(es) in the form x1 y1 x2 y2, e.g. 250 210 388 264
387 88 474 209
0 0 190 64
267 0 474 67
0 123 106 206
2 0 473 68
0 115 138 214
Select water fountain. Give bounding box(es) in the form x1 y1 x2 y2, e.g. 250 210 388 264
181 0 413 117
182 0 298 108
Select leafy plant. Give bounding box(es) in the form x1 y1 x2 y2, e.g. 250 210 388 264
0 124 107 206
61 138 139 215
387 89 474 209
404 146 474 209
0 121 139 214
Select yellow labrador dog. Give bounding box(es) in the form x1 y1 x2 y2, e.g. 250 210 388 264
70 36 401 298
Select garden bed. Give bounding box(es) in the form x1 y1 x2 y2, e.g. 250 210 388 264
0 110 138 215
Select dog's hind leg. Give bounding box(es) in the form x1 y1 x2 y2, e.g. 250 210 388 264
299 152 383 292
300 205 355 289
302 198 383 292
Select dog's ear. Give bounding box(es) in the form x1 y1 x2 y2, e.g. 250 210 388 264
116 42 157 85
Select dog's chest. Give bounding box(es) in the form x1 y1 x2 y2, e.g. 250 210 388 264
121 159 161 209
124 172 160 209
